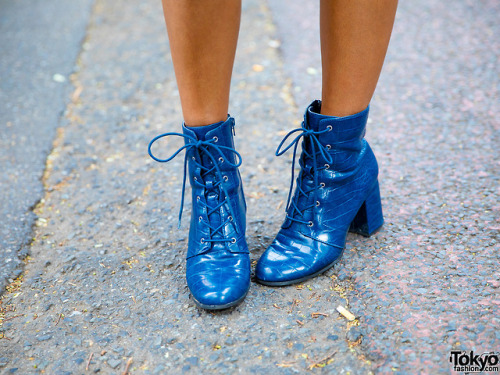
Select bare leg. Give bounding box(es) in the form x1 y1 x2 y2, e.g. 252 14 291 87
162 0 241 126
320 0 398 117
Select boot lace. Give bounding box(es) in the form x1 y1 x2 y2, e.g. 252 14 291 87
275 123 333 226
148 132 243 243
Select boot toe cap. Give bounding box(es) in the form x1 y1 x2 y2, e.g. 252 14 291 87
256 231 343 285
256 239 317 284
187 253 250 309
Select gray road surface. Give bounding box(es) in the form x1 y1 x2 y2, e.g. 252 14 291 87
0 0 94 291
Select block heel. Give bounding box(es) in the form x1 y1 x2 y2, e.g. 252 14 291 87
349 180 384 237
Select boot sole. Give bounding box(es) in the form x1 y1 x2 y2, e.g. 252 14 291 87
255 224 383 287
349 222 384 238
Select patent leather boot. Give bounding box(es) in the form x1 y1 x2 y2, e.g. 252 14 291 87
148 117 250 309
256 100 383 286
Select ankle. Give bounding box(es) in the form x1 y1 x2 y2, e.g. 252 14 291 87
185 119 226 140
319 99 370 118
183 111 228 128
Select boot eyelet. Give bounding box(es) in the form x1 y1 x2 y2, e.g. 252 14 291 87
316 201 320 207
228 216 233 221
196 196 201 201
194 177 198 181
324 164 330 170
219 157 224 163
320 182 325 188
213 136 218 142
327 125 332 131
200 238 205 244
326 144 331 150
231 237 236 244
223 175 228 181
192 156 196 161
198 216 203 222
308 221 313 227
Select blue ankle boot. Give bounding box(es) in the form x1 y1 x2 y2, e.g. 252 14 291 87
148 117 250 309
256 100 383 286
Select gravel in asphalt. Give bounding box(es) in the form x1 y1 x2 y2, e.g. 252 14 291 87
271 0 499 372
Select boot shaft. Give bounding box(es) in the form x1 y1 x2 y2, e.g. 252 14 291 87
182 117 239 171
181 117 247 258
303 100 370 173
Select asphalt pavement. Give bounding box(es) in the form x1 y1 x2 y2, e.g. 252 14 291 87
0 0 94 292
0 0 498 374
